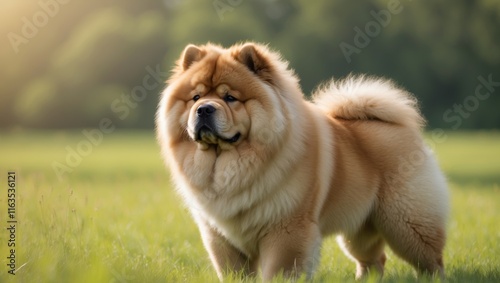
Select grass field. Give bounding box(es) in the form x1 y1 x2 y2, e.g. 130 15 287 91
0 130 499 282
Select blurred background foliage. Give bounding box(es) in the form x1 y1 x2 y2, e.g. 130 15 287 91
0 0 499 129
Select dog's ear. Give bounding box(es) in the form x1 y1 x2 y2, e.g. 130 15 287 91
235 43 275 84
236 43 271 75
181 44 205 71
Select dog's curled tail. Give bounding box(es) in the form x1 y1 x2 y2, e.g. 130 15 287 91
312 75 425 130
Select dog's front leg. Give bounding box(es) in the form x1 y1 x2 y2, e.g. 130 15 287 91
258 218 322 281
198 221 255 281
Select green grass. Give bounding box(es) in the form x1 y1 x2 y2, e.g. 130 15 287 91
0 130 499 282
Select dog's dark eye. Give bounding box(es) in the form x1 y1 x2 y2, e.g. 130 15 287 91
193 94 200 102
223 94 237 102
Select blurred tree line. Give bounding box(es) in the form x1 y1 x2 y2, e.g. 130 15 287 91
0 0 499 129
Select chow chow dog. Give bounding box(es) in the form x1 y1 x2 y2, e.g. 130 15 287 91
156 42 449 280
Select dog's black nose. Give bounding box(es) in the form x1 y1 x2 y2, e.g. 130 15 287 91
197 104 216 117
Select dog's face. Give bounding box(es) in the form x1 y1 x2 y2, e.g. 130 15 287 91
163 43 284 152
186 82 249 150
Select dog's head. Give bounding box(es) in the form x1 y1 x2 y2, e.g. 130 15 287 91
161 42 291 152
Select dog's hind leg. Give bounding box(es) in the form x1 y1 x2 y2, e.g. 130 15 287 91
374 160 448 278
337 221 386 280
376 209 446 278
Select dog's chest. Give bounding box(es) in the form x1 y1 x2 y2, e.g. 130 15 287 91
215 218 265 257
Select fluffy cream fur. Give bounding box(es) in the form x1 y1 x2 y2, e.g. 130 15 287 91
156 42 449 281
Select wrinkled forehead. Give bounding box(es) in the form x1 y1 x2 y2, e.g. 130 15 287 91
189 48 246 89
